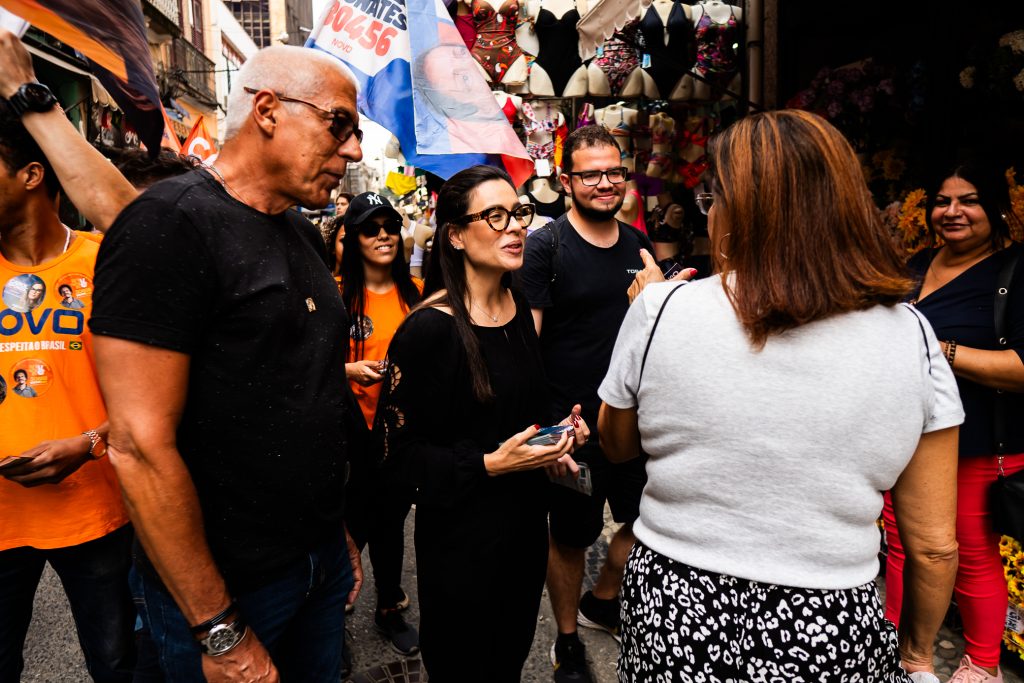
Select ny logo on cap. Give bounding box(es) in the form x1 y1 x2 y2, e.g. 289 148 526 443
367 194 383 206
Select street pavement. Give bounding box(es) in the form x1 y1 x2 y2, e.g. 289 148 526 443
21 509 1024 682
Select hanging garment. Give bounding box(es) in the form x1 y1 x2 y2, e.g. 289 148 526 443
524 190 565 219
592 19 641 95
500 96 519 125
638 1 694 98
471 0 525 82
533 8 583 95
693 4 741 91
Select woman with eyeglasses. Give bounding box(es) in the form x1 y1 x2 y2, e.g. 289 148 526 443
375 165 589 681
601 110 963 681
338 191 423 656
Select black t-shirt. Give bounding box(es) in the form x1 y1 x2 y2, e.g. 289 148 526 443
518 215 654 425
90 170 350 591
908 243 1024 457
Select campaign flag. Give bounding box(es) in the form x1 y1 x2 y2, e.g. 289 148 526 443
181 116 217 161
307 0 533 185
0 0 163 154
160 105 182 153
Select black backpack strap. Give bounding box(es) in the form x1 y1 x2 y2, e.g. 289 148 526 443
637 283 687 391
902 303 934 376
993 245 1021 455
544 217 563 284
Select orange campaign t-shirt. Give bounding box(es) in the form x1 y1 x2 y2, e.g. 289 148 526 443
0 234 128 551
348 279 423 429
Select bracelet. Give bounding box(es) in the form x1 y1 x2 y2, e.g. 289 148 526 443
82 429 107 459
945 340 957 366
189 600 238 638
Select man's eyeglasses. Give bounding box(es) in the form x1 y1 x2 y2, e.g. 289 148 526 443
244 87 364 144
358 220 403 238
568 167 628 186
456 203 536 231
696 192 714 215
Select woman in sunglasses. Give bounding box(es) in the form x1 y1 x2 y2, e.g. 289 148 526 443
339 191 423 655
375 165 589 681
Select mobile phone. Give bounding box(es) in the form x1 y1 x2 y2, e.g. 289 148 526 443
659 259 684 279
527 424 574 446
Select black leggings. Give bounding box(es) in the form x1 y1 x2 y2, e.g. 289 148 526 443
619 542 910 683
346 460 411 610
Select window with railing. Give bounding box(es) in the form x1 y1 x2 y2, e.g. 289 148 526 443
169 36 216 103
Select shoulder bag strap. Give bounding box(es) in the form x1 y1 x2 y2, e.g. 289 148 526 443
994 246 1021 461
637 283 687 391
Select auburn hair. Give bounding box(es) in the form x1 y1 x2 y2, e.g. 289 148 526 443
707 109 913 347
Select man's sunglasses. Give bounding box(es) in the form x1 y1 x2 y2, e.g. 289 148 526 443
358 220 403 237
244 87 364 144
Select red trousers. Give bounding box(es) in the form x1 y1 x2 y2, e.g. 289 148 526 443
883 453 1024 669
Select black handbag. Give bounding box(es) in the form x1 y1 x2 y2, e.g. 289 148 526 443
988 245 1024 538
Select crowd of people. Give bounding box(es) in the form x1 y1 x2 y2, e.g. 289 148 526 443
1 26 1022 683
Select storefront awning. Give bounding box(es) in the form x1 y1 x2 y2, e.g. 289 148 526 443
25 43 120 111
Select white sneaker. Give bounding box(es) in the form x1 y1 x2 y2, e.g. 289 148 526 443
948 655 1003 683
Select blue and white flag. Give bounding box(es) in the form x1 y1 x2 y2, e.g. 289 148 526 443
307 0 533 184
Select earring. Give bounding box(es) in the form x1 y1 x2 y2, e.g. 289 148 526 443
719 232 731 260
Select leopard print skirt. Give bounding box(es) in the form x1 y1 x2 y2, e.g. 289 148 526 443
619 542 911 682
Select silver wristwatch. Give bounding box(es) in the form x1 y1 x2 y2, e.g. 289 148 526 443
198 618 247 656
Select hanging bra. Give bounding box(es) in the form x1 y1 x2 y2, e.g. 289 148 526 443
639 1 694 98
694 4 740 89
455 13 477 50
533 8 583 96
525 189 565 219
471 0 525 83
576 102 595 128
592 19 641 95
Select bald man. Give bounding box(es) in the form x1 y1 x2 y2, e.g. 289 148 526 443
82 46 363 683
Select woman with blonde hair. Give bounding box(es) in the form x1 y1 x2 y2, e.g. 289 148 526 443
600 110 964 681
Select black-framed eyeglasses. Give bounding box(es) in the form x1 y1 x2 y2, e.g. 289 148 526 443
568 167 628 186
244 87 364 144
696 192 714 215
456 203 535 231
357 220 403 237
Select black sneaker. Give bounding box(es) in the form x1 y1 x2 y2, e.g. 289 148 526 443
374 608 420 656
550 634 594 683
576 590 621 642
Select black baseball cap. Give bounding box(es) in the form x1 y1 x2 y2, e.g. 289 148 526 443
344 192 403 228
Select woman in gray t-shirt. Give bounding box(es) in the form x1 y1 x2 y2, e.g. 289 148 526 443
598 110 963 683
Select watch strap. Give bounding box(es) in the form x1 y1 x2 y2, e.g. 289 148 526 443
190 600 238 637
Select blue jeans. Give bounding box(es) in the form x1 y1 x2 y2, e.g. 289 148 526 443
131 532 353 683
0 524 136 683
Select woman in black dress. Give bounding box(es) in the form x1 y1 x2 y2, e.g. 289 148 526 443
376 165 589 681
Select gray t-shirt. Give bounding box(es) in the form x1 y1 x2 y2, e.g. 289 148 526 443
598 277 965 590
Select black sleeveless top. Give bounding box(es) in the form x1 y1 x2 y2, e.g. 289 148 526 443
533 8 582 95
639 0 694 97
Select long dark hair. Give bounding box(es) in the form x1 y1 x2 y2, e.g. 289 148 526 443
340 216 421 361
925 159 1017 253
423 164 515 402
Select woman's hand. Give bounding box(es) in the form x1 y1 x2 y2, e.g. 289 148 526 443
557 404 591 452
627 249 695 304
544 453 580 479
345 360 384 386
484 425 574 476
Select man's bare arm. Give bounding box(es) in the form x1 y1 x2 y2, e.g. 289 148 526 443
0 30 138 231
93 335 277 681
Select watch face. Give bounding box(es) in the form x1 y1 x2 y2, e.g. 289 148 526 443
206 624 242 654
20 83 57 111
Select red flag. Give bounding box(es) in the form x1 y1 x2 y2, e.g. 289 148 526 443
181 117 217 161
160 105 182 153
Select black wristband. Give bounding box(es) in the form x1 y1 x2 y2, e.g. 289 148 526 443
189 600 238 637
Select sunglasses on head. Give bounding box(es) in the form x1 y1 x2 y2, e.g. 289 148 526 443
357 220 403 237
243 87 364 144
